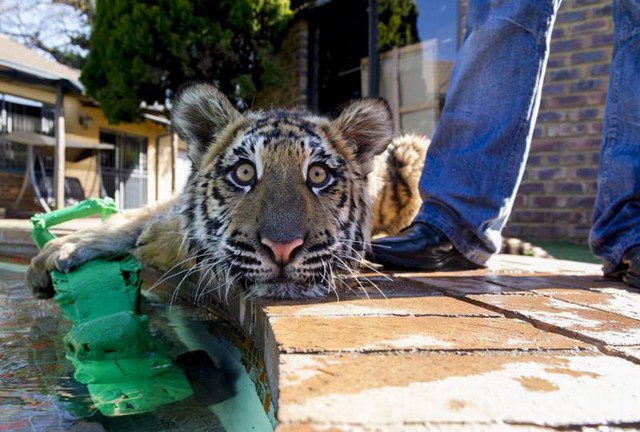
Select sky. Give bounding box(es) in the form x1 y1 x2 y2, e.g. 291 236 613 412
0 0 89 59
416 0 458 61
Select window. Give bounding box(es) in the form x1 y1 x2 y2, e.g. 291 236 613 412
416 0 459 62
99 131 148 209
363 0 459 137
308 0 460 136
0 93 55 170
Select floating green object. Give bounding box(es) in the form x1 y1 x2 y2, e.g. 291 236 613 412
51 255 141 323
31 198 193 416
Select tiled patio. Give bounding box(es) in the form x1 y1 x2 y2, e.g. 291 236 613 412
1 219 639 430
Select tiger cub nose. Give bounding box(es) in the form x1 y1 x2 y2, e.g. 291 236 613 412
260 237 304 265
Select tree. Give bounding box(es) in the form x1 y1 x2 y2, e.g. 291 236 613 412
0 0 91 69
81 0 292 124
377 0 419 52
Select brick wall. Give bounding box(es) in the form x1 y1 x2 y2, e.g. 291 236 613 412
506 0 613 242
255 19 309 109
0 171 42 216
408 0 612 243
452 0 611 243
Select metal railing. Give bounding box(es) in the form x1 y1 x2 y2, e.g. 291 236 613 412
0 102 56 170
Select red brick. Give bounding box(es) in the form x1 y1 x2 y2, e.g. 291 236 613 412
546 123 588 137
571 20 611 35
571 50 608 64
540 95 587 109
549 68 582 82
547 182 585 194
570 79 605 93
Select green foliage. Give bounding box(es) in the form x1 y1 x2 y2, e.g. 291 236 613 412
32 35 89 69
82 0 292 123
377 0 419 52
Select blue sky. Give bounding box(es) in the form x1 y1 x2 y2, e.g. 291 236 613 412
416 0 458 61
0 0 88 61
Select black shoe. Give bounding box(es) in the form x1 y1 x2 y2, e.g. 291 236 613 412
369 222 481 271
605 244 640 289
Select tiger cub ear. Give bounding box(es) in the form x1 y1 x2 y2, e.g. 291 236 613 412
332 98 394 173
172 82 241 164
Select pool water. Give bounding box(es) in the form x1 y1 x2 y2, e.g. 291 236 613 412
0 262 273 432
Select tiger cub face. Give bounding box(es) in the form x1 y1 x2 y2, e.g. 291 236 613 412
172 83 393 298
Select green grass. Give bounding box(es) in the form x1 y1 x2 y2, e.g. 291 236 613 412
529 240 601 264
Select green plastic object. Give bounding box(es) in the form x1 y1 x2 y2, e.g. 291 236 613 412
52 254 141 323
88 367 194 416
31 198 193 416
31 197 118 249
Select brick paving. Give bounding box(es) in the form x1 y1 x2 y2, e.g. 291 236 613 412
143 252 640 431
237 256 640 431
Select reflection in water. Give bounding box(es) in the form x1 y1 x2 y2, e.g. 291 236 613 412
0 263 270 432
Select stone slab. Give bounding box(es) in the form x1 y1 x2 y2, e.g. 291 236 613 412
261 296 501 318
408 273 629 297
285 275 446 300
277 352 640 428
532 287 640 321
476 274 587 291
487 255 602 275
402 275 527 296
468 294 640 346
269 315 589 353
604 345 640 363
276 422 553 431
477 273 632 292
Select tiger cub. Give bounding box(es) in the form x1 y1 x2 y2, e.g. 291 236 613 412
26 83 547 300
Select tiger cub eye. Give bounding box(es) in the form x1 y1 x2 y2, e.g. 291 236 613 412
232 161 256 186
307 163 330 188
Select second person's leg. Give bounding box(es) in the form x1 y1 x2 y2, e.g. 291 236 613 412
372 0 563 269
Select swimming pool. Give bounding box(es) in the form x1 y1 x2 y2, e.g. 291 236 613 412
0 261 274 431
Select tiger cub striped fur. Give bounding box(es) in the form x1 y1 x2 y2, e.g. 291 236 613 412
26 83 547 300
28 83 393 299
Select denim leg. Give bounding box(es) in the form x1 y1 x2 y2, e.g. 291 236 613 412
589 0 640 273
414 0 563 265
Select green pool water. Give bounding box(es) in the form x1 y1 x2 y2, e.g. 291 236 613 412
0 262 273 432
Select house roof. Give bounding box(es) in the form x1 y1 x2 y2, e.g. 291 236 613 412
0 34 83 92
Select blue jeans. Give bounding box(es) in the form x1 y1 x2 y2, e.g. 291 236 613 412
415 0 640 272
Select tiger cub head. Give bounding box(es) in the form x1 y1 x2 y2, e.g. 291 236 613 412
172 83 393 298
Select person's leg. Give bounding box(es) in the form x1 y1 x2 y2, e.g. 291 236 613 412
372 0 563 269
589 0 640 286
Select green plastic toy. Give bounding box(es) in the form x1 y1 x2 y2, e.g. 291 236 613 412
31 198 193 416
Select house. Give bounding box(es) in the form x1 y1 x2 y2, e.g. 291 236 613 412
264 0 614 243
0 35 180 216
